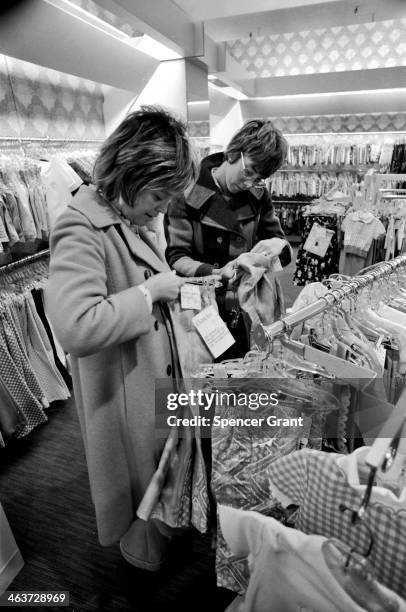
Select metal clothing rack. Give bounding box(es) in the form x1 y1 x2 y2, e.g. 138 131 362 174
272 199 313 205
253 253 406 348
0 249 50 274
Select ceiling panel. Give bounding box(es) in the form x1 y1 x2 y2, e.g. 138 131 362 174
171 0 338 22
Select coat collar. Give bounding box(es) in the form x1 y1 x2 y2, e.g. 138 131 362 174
186 152 265 211
70 186 169 273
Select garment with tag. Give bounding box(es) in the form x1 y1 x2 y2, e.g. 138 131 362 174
236 251 285 341
164 153 289 358
219 506 406 612
294 214 340 285
46 185 186 569
267 447 406 598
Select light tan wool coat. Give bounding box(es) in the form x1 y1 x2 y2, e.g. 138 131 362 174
46 186 179 547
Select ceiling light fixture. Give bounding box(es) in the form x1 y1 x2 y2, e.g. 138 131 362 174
130 34 182 61
248 87 406 101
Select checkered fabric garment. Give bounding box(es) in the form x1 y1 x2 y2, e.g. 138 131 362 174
0 306 48 437
268 449 406 599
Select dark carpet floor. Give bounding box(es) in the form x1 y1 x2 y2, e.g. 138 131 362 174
0 399 235 612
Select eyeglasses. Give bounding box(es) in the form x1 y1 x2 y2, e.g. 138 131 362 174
240 152 267 188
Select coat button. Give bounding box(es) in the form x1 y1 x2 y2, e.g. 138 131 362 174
236 237 243 243
154 321 159 331
167 364 172 376
213 263 219 269
217 236 223 244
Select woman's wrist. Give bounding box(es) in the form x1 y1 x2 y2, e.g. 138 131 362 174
138 284 153 313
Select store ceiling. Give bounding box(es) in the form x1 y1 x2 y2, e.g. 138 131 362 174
0 0 405 116
170 0 339 22
98 0 406 99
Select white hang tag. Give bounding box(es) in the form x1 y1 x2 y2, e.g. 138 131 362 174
303 223 334 258
180 284 202 310
192 305 235 358
375 335 386 373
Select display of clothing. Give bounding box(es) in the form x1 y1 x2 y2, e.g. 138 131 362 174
267 447 406 598
285 142 394 170
1 128 406 610
219 505 406 612
0 260 70 445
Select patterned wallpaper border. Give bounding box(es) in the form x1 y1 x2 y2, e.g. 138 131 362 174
188 121 210 138
267 111 406 134
0 54 105 139
68 0 138 37
227 18 406 78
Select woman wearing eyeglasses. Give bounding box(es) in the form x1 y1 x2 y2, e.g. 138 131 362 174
164 119 291 358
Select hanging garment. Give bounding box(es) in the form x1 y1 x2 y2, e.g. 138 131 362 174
342 211 386 260
139 281 216 534
169 281 218 377
0 311 48 437
236 242 287 343
25 294 70 403
294 215 340 285
31 288 70 386
0 376 27 440
2 190 24 242
210 376 339 593
267 447 406 598
219 505 406 612
41 155 83 232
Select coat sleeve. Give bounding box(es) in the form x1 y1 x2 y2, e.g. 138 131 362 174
45 208 152 358
256 191 291 267
164 197 213 277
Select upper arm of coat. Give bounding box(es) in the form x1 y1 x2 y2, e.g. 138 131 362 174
164 197 204 276
45 208 152 357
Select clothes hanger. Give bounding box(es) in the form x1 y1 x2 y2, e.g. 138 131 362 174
184 275 223 288
278 332 377 391
365 390 406 473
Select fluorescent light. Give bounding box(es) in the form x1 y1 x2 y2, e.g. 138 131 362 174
45 0 181 61
131 34 181 61
248 87 406 101
209 82 248 100
187 100 210 105
208 74 217 81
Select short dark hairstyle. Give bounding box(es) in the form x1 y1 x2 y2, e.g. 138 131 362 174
225 119 288 178
94 106 197 206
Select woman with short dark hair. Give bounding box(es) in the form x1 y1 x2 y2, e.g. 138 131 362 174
46 106 196 571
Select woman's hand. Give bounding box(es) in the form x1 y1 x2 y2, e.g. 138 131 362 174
144 272 184 302
216 261 237 280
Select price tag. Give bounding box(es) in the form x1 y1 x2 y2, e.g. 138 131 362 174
192 305 235 358
303 223 334 258
180 284 202 310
